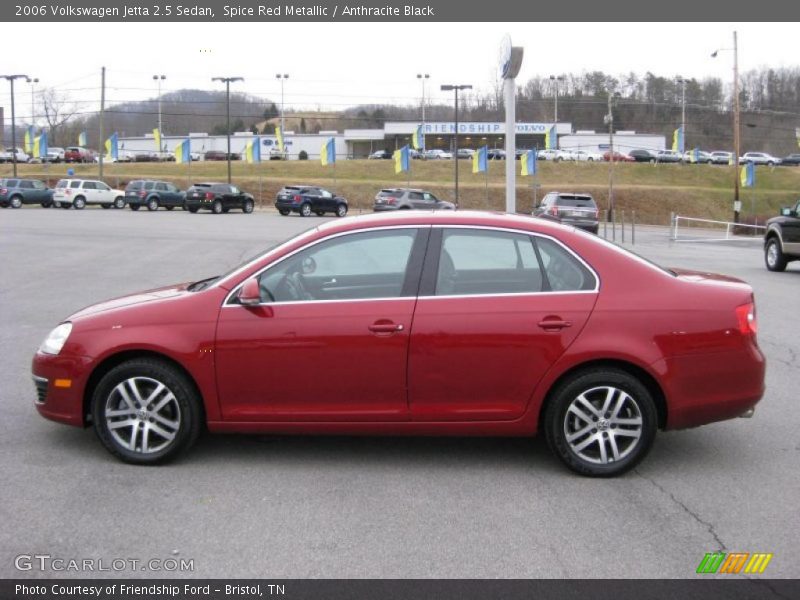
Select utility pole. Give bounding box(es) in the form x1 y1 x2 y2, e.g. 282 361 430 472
1 74 30 177
212 76 244 184
99 66 105 178
28 77 39 128
549 75 565 125
733 31 741 223
604 92 620 223
276 73 288 137
417 73 429 126
153 74 166 146
441 84 472 208
677 76 686 151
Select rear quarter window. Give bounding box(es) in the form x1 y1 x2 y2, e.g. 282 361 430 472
536 237 596 292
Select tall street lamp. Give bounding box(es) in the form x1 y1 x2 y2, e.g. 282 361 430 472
417 73 429 133
212 76 244 184
549 75 565 124
1 74 30 177
712 31 741 223
153 74 166 148
676 76 687 151
604 91 622 224
440 84 472 207
275 73 289 136
27 77 39 128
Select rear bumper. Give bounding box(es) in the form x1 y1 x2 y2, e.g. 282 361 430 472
275 200 301 212
184 199 214 210
373 204 399 212
655 342 766 430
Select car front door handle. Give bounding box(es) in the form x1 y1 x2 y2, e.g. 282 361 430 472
368 322 404 334
538 318 572 331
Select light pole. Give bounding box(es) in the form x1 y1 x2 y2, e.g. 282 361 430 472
676 76 687 151
712 31 741 223
417 74 429 156
441 84 472 208
212 76 244 184
275 73 289 137
604 91 621 224
549 75 565 124
1 74 30 177
153 74 166 149
27 77 39 128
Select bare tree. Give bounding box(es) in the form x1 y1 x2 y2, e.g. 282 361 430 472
39 87 83 146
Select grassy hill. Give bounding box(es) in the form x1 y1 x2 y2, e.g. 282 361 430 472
10 160 799 225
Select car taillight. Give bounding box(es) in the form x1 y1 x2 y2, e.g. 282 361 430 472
735 302 757 337
293 194 301 202
65 189 72 195
0 188 6 195
550 206 559 216
205 192 214 200
138 191 146 197
387 197 397 205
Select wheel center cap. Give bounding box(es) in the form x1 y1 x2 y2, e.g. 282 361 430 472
597 418 610 431
136 409 148 421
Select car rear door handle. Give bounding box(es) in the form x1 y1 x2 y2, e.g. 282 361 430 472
368 322 404 334
538 318 572 331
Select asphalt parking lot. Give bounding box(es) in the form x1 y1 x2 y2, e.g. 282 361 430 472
1 208 798 579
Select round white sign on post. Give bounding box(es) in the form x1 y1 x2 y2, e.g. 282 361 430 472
498 34 512 80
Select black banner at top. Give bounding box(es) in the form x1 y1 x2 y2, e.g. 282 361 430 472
5 0 800 22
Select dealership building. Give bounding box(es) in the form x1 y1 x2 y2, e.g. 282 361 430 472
117 122 665 160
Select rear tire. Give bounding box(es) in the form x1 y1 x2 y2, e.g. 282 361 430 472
300 203 312 217
91 359 202 465
544 368 657 477
212 200 223 214
147 198 159 211
10 196 22 209
765 238 788 272
73 197 86 210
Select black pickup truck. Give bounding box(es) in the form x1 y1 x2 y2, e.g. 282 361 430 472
764 199 800 271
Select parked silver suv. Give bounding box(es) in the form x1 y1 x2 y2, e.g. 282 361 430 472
372 188 455 212
533 192 599 234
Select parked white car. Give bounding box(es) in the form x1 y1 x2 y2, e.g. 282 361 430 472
710 151 734 165
740 152 781 166
0 147 31 163
537 149 571 162
424 149 453 159
569 149 604 162
51 179 126 210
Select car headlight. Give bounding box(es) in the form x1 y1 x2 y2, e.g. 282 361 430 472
39 323 73 355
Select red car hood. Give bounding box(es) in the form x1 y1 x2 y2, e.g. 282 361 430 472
69 282 191 319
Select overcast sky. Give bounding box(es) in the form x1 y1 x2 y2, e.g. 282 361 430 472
1 21 798 118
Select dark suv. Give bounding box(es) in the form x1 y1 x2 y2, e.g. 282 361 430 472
125 180 184 211
764 199 800 271
275 185 348 217
184 182 255 214
0 178 53 208
533 192 599 234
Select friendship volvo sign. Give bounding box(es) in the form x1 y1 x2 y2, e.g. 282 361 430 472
385 122 571 135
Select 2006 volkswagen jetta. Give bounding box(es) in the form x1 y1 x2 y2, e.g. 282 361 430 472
32 211 765 476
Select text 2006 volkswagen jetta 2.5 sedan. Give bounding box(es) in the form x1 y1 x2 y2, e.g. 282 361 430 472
32 212 765 476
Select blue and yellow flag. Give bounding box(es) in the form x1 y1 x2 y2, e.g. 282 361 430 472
412 125 425 151
276 126 285 153
245 137 261 164
104 132 118 161
690 148 700 164
521 149 537 176
174 138 191 164
153 128 162 153
394 145 410 174
321 137 336 166
672 127 684 153
472 146 488 174
33 131 48 159
545 126 557 150
796 128 800 149
740 162 755 187
24 126 34 154
78 131 88 147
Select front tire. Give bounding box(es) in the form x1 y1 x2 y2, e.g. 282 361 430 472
113 196 125 209
242 199 254 213
765 238 787 272
91 359 202 465
544 368 657 477
335 204 348 218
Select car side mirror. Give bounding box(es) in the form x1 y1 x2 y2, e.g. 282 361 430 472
238 278 261 306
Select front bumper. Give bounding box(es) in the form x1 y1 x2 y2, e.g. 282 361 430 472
31 351 95 427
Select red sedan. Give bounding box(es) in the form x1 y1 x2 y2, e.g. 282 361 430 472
31 212 765 476
603 151 635 162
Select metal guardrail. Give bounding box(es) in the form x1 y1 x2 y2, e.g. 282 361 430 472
670 213 766 242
